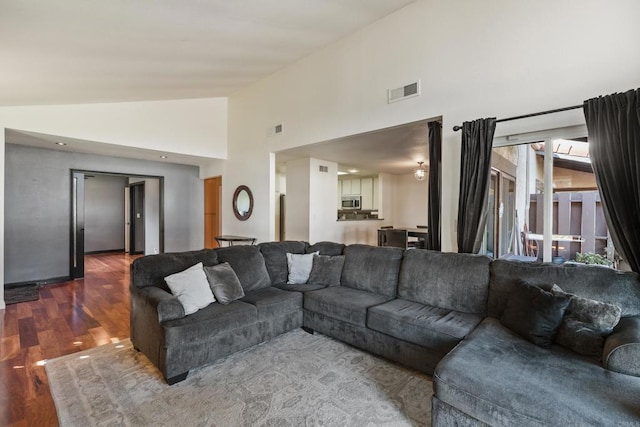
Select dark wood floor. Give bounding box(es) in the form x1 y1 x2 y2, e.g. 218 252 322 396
0 252 140 427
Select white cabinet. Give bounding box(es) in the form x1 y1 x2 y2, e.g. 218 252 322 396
372 177 379 210
341 179 351 196
351 179 361 195
361 178 373 210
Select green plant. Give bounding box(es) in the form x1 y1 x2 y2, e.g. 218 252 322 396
575 252 612 267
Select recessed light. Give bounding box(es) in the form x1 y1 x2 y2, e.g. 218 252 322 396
347 169 359 174
160 155 168 159
56 142 67 146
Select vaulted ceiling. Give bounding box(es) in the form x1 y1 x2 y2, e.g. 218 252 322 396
1 0 415 106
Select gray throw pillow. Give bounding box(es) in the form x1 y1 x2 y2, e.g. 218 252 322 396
203 262 245 304
551 284 622 358
307 255 345 287
501 280 571 348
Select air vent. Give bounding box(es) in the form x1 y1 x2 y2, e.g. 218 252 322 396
388 80 421 103
319 165 328 173
275 124 283 134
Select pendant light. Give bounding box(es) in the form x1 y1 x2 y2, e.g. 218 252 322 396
414 161 426 181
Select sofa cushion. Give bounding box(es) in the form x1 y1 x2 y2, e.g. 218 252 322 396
131 249 218 291
163 301 257 347
500 280 570 348
215 245 272 292
604 316 640 377
341 245 403 297
258 241 308 285
240 287 302 319
398 250 491 314
304 287 393 327
203 262 245 305
275 283 326 293
307 255 345 287
489 259 640 318
434 317 640 426
164 262 216 315
367 298 482 354
306 241 345 256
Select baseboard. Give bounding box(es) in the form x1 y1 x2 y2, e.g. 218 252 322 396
5 276 71 289
84 249 126 255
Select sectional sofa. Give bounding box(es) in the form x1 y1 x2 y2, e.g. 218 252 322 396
130 241 640 425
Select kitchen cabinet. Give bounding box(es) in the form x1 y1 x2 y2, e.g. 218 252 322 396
339 176 379 208
340 178 362 196
351 179 361 195
373 177 379 209
341 179 352 196
361 178 373 210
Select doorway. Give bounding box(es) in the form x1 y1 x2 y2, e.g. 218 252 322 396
204 176 222 248
129 182 145 254
70 170 164 279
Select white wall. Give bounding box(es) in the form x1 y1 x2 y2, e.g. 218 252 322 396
227 0 640 251
0 132 4 309
308 158 339 244
284 158 311 241
393 173 428 228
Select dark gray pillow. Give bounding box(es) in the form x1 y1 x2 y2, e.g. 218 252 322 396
501 280 571 348
203 262 245 304
555 318 606 358
551 284 622 358
308 255 345 287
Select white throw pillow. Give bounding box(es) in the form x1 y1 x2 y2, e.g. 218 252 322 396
164 262 216 315
286 252 319 284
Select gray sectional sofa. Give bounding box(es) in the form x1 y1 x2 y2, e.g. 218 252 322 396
130 241 640 425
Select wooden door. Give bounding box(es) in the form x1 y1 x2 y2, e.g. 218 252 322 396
204 176 222 248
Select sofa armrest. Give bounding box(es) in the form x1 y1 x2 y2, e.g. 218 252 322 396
603 316 640 377
138 286 185 323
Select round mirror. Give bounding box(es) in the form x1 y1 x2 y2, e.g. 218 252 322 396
233 185 253 221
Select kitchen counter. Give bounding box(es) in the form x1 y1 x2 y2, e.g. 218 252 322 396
337 210 381 221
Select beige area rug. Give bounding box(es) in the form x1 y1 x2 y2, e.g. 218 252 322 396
46 329 432 426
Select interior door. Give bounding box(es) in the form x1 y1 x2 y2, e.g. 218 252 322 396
70 171 85 278
130 182 145 254
204 176 222 248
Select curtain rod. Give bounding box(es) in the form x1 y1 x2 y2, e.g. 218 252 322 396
452 104 583 132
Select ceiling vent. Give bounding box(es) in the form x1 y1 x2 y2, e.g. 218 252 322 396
275 124 283 134
388 80 420 103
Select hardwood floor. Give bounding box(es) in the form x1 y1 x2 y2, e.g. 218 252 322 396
0 252 140 427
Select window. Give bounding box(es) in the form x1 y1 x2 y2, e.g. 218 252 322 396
486 127 616 267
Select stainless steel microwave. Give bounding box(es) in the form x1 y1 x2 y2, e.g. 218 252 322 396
341 196 361 210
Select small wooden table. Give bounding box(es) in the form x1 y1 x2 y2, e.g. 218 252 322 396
214 235 257 247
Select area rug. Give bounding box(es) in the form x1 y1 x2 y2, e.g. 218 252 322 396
46 329 432 426
5 283 39 304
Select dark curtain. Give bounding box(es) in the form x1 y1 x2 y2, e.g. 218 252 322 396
583 89 640 273
427 121 442 250
457 117 496 253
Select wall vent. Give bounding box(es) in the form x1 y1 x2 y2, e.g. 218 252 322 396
388 80 420 103
319 165 329 173
275 124 283 134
